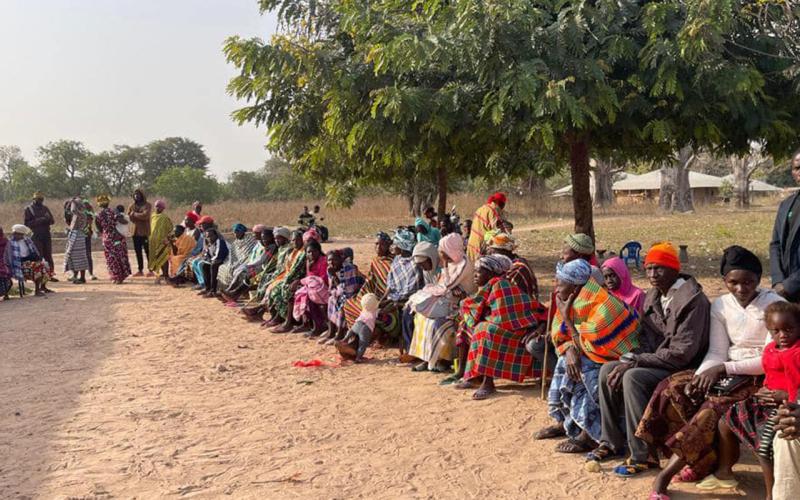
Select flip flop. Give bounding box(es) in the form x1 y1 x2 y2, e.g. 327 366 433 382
472 387 496 400
671 465 700 483
695 474 738 490
439 374 462 386
612 459 659 478
411 363 429 372
648 492 670 500
585 443 620 462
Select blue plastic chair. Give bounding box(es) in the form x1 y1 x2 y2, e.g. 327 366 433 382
620 241 643 269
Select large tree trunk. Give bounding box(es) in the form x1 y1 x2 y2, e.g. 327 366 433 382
660 145 696 213
569 136 594 241
730 147 772 208
592 158 618 207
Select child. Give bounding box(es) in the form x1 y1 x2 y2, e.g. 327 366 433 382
336 293 379 363
701 301 800 499
115 205 130 237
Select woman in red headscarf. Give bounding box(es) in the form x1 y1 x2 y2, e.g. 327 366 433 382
466 192 509 261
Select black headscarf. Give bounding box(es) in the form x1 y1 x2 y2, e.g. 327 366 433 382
720 245 762 277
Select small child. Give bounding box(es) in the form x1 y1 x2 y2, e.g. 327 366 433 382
335 293 379 363
706 301 800 498
115 205 130 237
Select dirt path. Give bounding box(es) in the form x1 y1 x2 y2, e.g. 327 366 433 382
1 250 763 499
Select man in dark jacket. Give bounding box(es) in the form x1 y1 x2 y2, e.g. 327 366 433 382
23 191 57 280
588 242 710 476
770 149 800 302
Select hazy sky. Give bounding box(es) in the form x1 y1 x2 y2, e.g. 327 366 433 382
0 0 278 178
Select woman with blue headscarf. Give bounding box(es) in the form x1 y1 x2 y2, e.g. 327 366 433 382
217 223 257 292
415 217 441 246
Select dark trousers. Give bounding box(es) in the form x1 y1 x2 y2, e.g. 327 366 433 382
132 235 149 272
85 236 93 275
31 232 54 271
527 336 556 365
598 361 671 462
200 261 221 292
401 308 415 351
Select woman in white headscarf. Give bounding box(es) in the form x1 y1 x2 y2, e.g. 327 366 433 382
405 234 476 372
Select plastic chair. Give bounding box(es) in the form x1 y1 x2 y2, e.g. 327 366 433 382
619 241 643 269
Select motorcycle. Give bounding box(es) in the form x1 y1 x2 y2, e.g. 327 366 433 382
298 216 330 242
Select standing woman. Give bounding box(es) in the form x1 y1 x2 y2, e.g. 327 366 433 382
94 194 132 284
127 189 152 277
147 200 174 284
83 200 97 280
64 196 90 284
466 192 509 261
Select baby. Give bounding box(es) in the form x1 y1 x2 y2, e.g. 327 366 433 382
336 293 379 363
115 204 130 237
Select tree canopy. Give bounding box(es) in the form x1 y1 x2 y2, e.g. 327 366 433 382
226 0 800 236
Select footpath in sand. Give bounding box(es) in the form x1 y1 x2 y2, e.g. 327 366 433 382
1 247 764 499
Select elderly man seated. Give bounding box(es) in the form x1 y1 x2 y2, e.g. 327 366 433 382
587 242 711 477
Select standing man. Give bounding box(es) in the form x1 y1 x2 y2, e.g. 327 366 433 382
128 189 153 277
23 191 57 281
770 148 800 301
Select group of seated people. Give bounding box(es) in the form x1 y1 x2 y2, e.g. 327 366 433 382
0 224 54 299
160 201 800 499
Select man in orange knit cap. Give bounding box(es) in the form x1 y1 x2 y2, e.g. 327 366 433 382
587 242 711 477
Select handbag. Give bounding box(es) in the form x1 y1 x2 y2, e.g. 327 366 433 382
709 375 754 396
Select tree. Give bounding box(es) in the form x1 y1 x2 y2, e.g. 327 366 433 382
223 170 268 200
37 140 91 197
592 159 623 208
660 146 697 213
141 138 210 187
0 146 30 201
729 143 773 208
84 145 144 196
227 1 800 239
153 167 220 204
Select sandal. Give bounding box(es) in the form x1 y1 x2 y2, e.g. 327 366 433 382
585 443 620 462
612 459 659 478
555 438 594 454
671 465 700 483
533 424 567 440
411 362 429 372
648 492 670 500
695 474 738 490
472 386 496 400
454 379 478 390
439 374 462 386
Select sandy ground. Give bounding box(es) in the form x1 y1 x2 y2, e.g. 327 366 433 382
1 244 766 499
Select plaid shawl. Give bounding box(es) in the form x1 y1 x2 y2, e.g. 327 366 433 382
463 277 538 382
386 255 418 301
550 277 640 364
335 262 364 298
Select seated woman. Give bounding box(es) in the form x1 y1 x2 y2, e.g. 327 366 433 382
222 225 273 301
400 242 441 359
318 248 364 343
274 238 328 334
601 256 646 313
407 233 476 374
216 223 258 293
167 224 197 285
335 232 396 345
374 228 420 345
533 259 640 452
241 227 293 319
263 230 307 327
635 246 783 499
197 228 229 297
6 224 52 296
415 217 441 246
694 301 800 500
453 254 539 400
187 216 217 288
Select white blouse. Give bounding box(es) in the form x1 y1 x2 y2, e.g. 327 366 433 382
697 289 784 375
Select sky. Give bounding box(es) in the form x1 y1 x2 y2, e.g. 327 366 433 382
0 0 278 178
